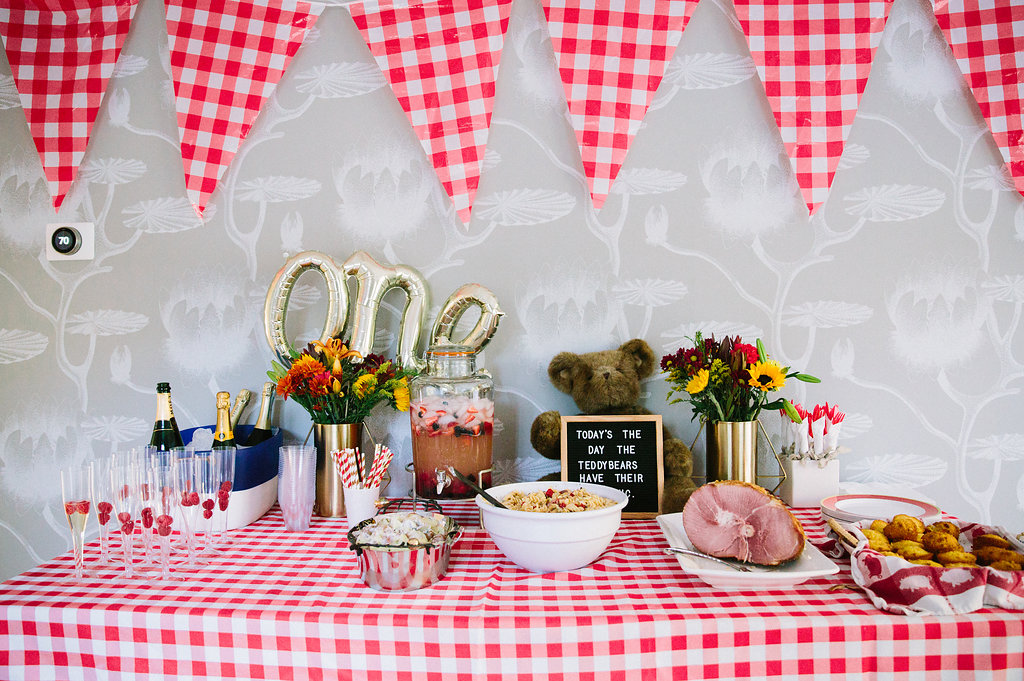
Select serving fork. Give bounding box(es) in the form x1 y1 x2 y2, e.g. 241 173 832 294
663 546 756 572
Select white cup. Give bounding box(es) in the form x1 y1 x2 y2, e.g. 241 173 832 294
343 485 381 532
278 445 316 531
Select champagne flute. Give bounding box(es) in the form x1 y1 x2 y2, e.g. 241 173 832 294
137 453 157 570
210 446 236 551
173 447 203 569
91 456 115 566
192 447 218 557
110 456 141 579
148 450 182 580
60 463 93 579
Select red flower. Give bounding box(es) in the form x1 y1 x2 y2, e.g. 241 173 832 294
733 342 759 366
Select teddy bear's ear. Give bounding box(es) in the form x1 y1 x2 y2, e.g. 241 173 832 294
619 338 656 378
548 352 585 393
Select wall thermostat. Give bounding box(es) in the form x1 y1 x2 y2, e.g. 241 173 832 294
45 223 95 261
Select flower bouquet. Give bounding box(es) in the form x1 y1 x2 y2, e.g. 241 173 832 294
268 338 415 424
660 331 819 424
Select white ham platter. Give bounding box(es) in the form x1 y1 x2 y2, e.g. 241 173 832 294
658 512 839 590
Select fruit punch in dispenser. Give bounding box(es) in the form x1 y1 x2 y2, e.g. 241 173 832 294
410 345 494 499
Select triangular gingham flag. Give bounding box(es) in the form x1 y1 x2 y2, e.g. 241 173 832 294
164 0 322 216
542 0 698 211
933 0 1024 196
0 0 140 210
348 0 513 225
733 0 895 214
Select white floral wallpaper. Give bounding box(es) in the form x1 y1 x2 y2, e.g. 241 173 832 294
1 0 1022 580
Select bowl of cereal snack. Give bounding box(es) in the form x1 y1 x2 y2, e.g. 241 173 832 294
475 481 629 573
842 514 1024 615
347 498 462 591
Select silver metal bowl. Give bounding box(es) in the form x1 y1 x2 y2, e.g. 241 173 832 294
347 498 462 591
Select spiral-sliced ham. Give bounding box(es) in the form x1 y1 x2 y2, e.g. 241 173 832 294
681 481 805 566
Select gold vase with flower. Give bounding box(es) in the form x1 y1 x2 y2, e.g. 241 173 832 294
268 338 415 518
663 332 819 486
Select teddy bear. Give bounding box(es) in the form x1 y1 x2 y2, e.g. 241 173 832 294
529 338 697 513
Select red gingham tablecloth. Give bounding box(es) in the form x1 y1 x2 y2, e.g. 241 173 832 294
1 503 1021 680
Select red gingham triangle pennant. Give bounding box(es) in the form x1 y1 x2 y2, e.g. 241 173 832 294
933 0 1023 197
542 0 698 212
0 0 140 211
164 0 322 216
734 0 894 214
348 0 513 226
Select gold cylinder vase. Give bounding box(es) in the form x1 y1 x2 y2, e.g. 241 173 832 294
706 421 757 484
312 422 363 517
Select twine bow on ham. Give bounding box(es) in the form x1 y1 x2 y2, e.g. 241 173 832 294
331 445 393 490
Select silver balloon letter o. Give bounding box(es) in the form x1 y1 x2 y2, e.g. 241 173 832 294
264 251 349 363
431 283 504 351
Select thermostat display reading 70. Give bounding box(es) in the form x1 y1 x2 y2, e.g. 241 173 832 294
50 226 81 255
560 415 664 518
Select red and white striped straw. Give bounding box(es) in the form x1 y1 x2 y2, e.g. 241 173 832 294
331 448 357 488
367 445 394 489
349 447 364 487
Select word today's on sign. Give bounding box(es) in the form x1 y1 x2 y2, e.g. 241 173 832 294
560 415 664 518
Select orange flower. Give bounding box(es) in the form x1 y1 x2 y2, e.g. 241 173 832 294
290 354 326 382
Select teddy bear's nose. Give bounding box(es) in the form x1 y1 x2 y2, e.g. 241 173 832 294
602 371 611 379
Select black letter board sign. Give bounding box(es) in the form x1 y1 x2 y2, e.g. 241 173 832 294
560 415 664 518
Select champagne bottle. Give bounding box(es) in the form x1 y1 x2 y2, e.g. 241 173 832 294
212 391 235 449
242 382 276 446
150 382 184 451
229 389 252 430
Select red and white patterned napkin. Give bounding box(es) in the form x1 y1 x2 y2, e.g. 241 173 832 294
164 0 322 216
848 520 1024 615
733 0 895 214
348 0 513 225
542 0 697 211
933 0 1024 196
0 0 140 210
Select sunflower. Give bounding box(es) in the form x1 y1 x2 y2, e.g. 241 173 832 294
748 360 786 391
352 374 378 399
393 379 410 412
685 368 709 394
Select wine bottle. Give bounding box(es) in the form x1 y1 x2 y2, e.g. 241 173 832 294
212 391 236 449
150 382 184 450
242 382 276 446
229 389 252 430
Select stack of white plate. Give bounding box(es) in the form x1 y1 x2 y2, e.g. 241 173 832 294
819 493 941 525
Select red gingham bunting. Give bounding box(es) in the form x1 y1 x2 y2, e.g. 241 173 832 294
541 0 698 211
933 0 1024 197
347 0 513 225
0 0 139 211
734 0 894 214
164 0 322 216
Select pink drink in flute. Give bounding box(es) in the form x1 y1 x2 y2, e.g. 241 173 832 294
60 463 93 579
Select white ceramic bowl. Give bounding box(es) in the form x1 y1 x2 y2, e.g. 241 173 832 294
476 481 629 573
